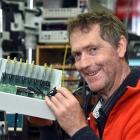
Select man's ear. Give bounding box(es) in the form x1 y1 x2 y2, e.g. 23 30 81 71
117 35 128 58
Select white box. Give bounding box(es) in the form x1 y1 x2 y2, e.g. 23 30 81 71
0 92 56 120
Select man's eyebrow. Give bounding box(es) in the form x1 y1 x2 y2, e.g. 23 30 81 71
86 44 97 48
71 50 78 56
71 47 80 54
82 44 97 51
71 46 86 54
71 43 97 55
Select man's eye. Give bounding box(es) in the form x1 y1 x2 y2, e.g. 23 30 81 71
90 47 97 51
89 47 98 54
73 53 81 61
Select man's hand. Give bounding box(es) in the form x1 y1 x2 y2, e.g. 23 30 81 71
45 87 87 136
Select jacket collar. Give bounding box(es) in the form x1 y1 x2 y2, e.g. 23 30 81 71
101 67 140 116
95 67 140 138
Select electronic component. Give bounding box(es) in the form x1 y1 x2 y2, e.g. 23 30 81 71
39 7 82 44
6 113 23 132
0 58 62 120
128 41 140 59
39 20 68 44
43 8 82 19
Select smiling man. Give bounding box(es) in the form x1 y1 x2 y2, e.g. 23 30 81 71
45 12 140 140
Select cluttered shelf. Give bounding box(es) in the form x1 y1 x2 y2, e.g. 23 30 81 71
36 44 71 65
36 44 80 91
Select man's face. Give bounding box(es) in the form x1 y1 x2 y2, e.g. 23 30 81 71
70 24 124 94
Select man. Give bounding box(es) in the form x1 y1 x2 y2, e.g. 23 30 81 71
45 11 140 140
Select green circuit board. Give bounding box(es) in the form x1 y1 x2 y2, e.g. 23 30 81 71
0 58 62 100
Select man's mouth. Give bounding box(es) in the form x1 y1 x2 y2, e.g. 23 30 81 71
87 70 99 76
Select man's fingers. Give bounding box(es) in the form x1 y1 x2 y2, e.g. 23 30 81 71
45 96 57 113
57 87 75 99
54 92 70 106
50 95 65 107
45 95 66 115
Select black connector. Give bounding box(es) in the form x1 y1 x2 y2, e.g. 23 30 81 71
47 87 57 97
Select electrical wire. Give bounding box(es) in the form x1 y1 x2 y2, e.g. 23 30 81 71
62 44 69 86
13 113 18 138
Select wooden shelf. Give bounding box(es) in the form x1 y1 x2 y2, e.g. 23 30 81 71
36 44 78 91
52 64 75 70
36 44 71 65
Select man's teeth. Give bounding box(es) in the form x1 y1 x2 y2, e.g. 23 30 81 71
88 71 98 76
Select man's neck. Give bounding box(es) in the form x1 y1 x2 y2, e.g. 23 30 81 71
101 65 131 101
